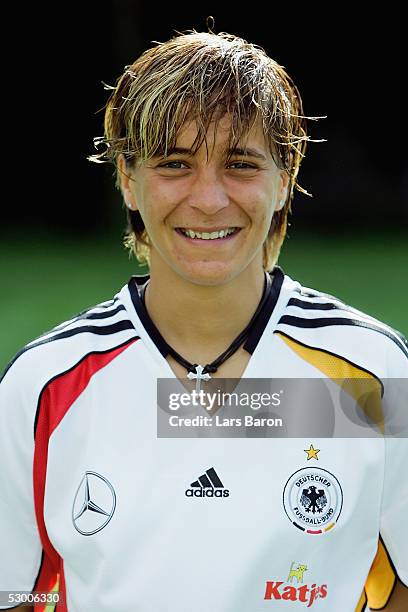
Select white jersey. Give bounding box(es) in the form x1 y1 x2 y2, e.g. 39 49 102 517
0 267 407 611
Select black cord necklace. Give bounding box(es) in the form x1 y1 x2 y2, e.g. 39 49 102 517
140 271 272 392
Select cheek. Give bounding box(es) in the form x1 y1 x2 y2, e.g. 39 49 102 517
244 196 276 226
234 180 277 218
153 177 187 204
135 185 174 230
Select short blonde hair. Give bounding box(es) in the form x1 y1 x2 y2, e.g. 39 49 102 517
89 30 325 270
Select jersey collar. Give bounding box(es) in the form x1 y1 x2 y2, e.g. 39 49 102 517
126 266 285 359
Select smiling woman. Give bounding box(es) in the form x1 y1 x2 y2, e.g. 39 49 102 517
89 30 324 272
1 26 407 612
116 116 289 290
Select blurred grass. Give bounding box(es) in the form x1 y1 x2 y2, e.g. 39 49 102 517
1 228 407 371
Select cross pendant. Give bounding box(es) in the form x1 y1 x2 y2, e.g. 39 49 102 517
187 364 212 393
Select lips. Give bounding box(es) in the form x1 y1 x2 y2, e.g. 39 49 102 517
175 227 242 242
178 227 238 239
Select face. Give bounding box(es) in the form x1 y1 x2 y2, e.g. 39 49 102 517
119 115 289 286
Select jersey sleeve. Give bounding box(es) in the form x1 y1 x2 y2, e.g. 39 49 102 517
0 359 43 608
364 335 408 609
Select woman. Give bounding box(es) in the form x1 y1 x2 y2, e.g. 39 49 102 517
1 30 407 612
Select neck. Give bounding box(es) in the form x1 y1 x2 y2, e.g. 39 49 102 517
144 259 267 362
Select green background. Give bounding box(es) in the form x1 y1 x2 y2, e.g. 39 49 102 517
1 227 407 372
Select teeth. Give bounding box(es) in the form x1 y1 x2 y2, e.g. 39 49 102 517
180 228 237 239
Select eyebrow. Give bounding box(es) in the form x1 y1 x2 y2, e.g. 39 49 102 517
228 147 267 161
159 146 267 160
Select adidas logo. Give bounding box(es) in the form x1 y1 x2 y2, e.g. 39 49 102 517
185 467 230 498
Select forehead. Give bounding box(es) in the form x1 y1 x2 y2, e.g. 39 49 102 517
172 114 270 157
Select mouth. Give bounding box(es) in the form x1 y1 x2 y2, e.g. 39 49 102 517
174 227 242 243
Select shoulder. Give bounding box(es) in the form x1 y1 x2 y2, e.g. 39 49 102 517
0 287 139 399
276 273 408 379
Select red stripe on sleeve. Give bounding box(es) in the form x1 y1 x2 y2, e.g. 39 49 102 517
33 338 138 611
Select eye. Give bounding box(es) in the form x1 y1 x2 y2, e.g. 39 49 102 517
158 160 188 169
228 161 257 170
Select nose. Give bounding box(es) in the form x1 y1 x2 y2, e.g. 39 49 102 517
187 167 229 215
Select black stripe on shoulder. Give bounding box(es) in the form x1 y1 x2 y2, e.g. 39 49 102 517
20 301 124 351
54 303 126 325
1 321 136 384
288 297 338 310
278 315 408 359
289 294 385 320
275 330 385 396
40 298 122 335
74 296 120 313
288 296 408 352
33 337 139 437
289 291 371 317
81 304 126 320
294 286 340 301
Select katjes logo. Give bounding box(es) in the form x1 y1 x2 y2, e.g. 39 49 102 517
185 467 230 498
264 562 327 607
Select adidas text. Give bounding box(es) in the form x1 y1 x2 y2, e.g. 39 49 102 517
185 488 230 498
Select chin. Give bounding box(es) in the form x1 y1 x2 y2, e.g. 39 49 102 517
176 262 238 286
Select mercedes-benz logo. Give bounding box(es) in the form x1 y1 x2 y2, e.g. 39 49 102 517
72 471 116 535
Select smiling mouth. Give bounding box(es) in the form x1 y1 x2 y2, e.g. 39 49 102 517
175 227 241 241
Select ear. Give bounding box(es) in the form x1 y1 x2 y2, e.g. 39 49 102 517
118 154 137 211
276 170 290 211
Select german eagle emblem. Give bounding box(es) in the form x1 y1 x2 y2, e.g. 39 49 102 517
300 485 327 514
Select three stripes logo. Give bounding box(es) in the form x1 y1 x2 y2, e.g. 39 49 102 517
185 467 230 498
